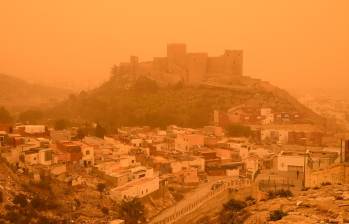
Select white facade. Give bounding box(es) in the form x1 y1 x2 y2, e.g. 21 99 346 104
226 168 240 177
81 145 94 166
244 156 259 174
277 153 305 171
130 138 143 147
38 149 53 165
174 134 204 152
110 177 160 200
261 108 272 116
23 125 46 134
239 147 249 160
261 114 275 125
170 157 205 173
24 151 39 165
261 129 288 144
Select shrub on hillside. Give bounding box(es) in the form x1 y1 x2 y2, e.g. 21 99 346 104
220 199 250 224
269 209 287 221
268 189 293 199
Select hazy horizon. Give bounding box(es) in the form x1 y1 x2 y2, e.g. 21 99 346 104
1 0 348 93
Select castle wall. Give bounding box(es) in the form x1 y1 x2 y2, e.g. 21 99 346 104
167 43 187 68
115 44 243 86
186 53 208 84
137 61 153 77
223 50 243 76
207 56 225 74
153 57 168 73
130 56 139 75
118 62 131 75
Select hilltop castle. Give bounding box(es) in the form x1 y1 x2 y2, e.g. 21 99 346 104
114 44 243 85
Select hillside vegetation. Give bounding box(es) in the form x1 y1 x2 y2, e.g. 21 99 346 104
49 74 324 129
0 74 70 111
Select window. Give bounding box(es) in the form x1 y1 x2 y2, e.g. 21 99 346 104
86 150 90 155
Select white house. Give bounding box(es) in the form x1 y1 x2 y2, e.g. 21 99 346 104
277 151 305 172
38 148 53 166
174 134 204 152
110 176 160 200
81 145 94 167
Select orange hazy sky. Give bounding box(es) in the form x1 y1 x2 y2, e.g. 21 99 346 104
1 0 348 91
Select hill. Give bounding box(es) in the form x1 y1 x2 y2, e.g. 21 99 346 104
49 74 324 129
0 74 71 111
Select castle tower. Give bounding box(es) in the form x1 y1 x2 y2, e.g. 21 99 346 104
130 55 139 74
186 53 208 84
167 43 187 68
223 50 243 76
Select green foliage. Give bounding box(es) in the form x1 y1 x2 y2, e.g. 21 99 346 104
49 75 322 129
3 193 61 223
223 199 247 212
131 76 159 93
95 123 106 138
245 196 256 205
37 178 52 190
268 189 293 199
101 207 109 215
110 65 118 77
0 106 12 123
220 199 250 224
30 195 59 210
321 182 331 186
97 183 106 198
225 123 251 137
76 127 86 140
269 209 287 221
97 183 106 192
13 193 28 207
4 210 28 223
18 109 43 124
119 198 146 224
54 119 69 130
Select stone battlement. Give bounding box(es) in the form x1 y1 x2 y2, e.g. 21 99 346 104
114 44 243 85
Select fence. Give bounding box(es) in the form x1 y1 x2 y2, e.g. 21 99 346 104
149 178 251 224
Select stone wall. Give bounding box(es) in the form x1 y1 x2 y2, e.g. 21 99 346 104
114 44 243 85
306 163 349 188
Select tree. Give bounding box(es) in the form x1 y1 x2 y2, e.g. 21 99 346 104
110 64 118 77
54 119 69 130
132 76 159 93
0 106 12 123
119 198 146 224
101 207 109 215
225 124 252 137
269 209 287 221
97 183 106 198
76 127 86 140
95 123 106 138
219 199 250 224
18 110 43 124
13 193 28 208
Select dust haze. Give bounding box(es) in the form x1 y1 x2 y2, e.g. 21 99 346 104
1 0 348 94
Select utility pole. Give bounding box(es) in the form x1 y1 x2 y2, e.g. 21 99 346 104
303 146 307 189
340 139 343 163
